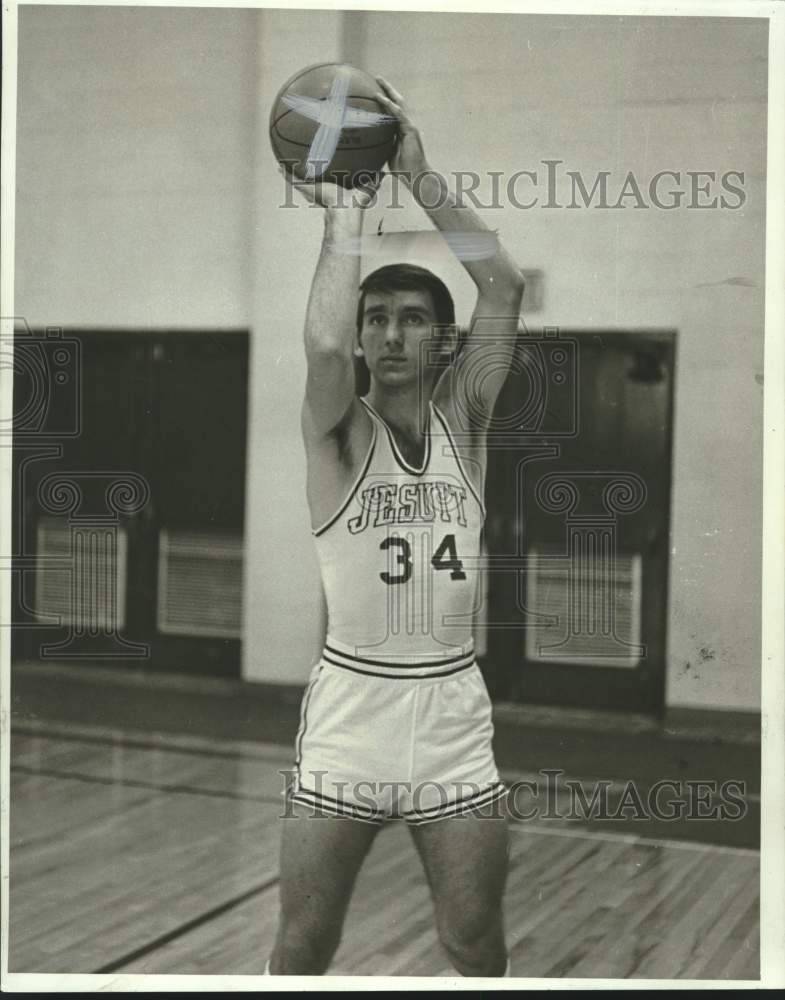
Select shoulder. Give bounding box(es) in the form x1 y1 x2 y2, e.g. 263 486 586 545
302 394 372 443
301 395 376 469
431 377 487 458
301 397 378 532
430 392 487 498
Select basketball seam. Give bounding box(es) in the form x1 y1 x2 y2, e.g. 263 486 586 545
270 114 396 154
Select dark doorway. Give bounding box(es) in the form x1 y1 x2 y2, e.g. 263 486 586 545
482 329 675 715
11 327 249 677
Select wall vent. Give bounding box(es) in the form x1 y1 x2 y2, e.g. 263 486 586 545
525 547 643 668
35 517 128 631
157 529 243 638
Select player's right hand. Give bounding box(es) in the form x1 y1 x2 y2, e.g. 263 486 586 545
281 167 384 210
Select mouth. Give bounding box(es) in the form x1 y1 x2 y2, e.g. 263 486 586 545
381 356 406 365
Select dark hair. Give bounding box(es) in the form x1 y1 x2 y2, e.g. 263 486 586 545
356 264 456 331
354 264 457 396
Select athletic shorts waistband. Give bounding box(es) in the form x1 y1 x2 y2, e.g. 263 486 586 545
320 636 477 679
289 780 508 826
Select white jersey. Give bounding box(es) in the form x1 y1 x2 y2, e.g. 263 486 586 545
313 397 485 664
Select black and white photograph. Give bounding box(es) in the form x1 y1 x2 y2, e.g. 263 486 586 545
1 0 783 988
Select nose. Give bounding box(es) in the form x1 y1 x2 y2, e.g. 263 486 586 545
385 319 404 347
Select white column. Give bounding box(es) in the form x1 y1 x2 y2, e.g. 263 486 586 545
242 10 345 683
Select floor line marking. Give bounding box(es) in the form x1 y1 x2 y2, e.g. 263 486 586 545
508 820 760 856
12 724 292 764
10 764 286 807
92 875 280 974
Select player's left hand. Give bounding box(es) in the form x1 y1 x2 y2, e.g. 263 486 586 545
375 77 428 177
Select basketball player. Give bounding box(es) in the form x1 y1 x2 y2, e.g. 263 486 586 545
268 78 525 977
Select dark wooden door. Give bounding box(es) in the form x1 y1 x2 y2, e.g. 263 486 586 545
482 330 675 715
11 328 249 676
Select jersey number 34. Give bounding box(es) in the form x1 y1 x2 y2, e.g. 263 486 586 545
379 534 466 585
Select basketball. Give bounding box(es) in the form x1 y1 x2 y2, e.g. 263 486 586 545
269 62 399 189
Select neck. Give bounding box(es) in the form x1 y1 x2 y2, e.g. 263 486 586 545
366 382 433 432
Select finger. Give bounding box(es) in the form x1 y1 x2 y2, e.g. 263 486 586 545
375 87 406 114
374 90 398 110
376 76 406 106
375 90 411 127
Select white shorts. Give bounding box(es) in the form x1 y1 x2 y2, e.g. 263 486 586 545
289 637 507 825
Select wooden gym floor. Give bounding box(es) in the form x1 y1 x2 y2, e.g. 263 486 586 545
9 719 759 980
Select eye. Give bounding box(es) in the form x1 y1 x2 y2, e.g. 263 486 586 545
404 312 425 326
368 314 386 326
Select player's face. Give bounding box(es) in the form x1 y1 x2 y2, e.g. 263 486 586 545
359 289 439 386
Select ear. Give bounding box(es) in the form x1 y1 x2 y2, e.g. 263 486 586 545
435 323 460 362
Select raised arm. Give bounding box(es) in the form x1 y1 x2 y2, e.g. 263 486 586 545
302 205 362 436
375 79 525 428
293 177 380 439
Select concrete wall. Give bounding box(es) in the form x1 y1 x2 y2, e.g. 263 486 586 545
15 5 257 328
15 8 766 711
